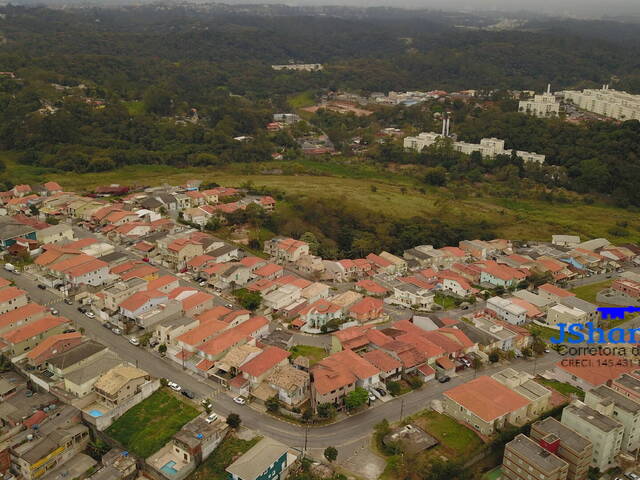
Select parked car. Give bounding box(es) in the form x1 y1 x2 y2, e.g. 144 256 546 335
129 337 140 346
368 392 376 402
233 396 246 405
49 308 59 315
438 376 451 383
149 339 159 348
181 390 195 399
37 284 46 290
625 473 640 480
168 382 182 392
78 306 88 313
225 303 233 309
205 413 218 424
25 390 33 397
460 358 472 367
375 387 387 396
103 322 113 329
64 298 73 305
62 329 76 334
111 327 122 335
199 281 207 287
85 311 95 319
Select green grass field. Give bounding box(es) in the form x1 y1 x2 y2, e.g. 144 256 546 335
106 388 199 458
187 435 261 480
289 345 328 366
537 379 585 400
4 151 640 243
570 279 613 306
411 410 483 455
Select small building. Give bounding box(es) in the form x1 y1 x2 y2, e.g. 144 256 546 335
226 437 298 480
502 434 568 480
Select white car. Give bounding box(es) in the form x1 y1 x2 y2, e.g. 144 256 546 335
233 396 246 405
84 311 95 319
199 281 207 287
112 327 122 335
49 308 59 315
368 392 377 402
225 303 233 309
205 413 218 424
129 337 140 346
168 382 182 392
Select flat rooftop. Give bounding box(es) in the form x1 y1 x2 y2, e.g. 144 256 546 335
506 434 567 473
564 403 622 432
590 385 640 414
532 416 591 453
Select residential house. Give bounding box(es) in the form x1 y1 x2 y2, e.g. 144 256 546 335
348 297 385 323
486 296 528 325
36 223 74 244
442 376 531 435
25 332 83 367
225 437 297 480
295 299 342 330
0 287 28 315
552 235 581 248
546 304 588 327
264 237 309 263
93 365 151 409
390 283 434 310
0 315 70 356
265 364 310 407
538 284 576 303
492 368 552 418
478 261 527 288
311 349 380 410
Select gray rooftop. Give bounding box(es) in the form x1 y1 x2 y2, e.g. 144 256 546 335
65 352 121 386
0 216 37 241
614 374 640 398
226 437 291 480
589 385 640 414
559 296 597 313
532 417 591 453
563 403 623 432
506 434 567 473
46 341 106 370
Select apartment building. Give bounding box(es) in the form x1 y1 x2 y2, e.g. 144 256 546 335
563 86 640 121
531 417 592 480
584 385 640 453
502 434 569 480
486 296 528 325
561 402 624 472
518 86 561 118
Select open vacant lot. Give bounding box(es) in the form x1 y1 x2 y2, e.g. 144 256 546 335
106 388 200 458
187 435 261 480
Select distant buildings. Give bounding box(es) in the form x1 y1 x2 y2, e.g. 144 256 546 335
403 131 545 164
271 63 323 72
563 86 640 121
518 85 561 118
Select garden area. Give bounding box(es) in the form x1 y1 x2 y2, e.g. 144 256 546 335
106 388 199 458
537 379 585 400
187 435 261 480
289 345 328 366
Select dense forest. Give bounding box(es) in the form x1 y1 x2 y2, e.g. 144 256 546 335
1 4 640 209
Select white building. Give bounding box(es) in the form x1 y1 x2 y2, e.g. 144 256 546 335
518 85 561 118
562 401 624 473
563 85 640 121
545 304 587 326
404 132 545 164
486 296 528 325
585 385 640 453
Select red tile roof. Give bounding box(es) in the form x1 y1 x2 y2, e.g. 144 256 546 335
355 279 389 295
65 258 108 278
349 297 384 316
0 303 47 329
0 287 27 304
312 349 380 395
24 410 48 428
444 376 530 422
26 332 82 360
197 316 268 357
556 355 636 387
240 346 290 377
197 306 232 323
362 349 401 372
2 316 68 344
253 263 283 277
539 283 575 298
240 256 265 268
146 275 179 291
119 290 166 312
120 265 159 280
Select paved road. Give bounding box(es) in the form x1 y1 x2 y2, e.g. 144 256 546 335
2 267 561 460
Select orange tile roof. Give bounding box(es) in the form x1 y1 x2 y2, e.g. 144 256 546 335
119 290 166 312
133 241 154 252
2 316 69 344
196 359 214 371
146 275 178 291
197 306 232 323
65 258 108 278
355 279 388 295
65 238 99 250
556 355 636 387
539 283 575 298
26 332 82 359
312 349 380 395
49 254 95 273
0 303 47 329
176 319 228 346
239 256 265 268
239 346 290 377
253 263 283 277
187 255 215 268
181 291 213 312
366 253 392 268
197 316 268 356
444 376 530 422
299 299 341 316
0 278 10 289
349 297 384 315
0 287 27 304
362 349 401 372
120 265 159 280
247 278 276 292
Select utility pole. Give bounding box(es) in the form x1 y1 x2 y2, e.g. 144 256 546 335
303 421 309 459
399 398 405 422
